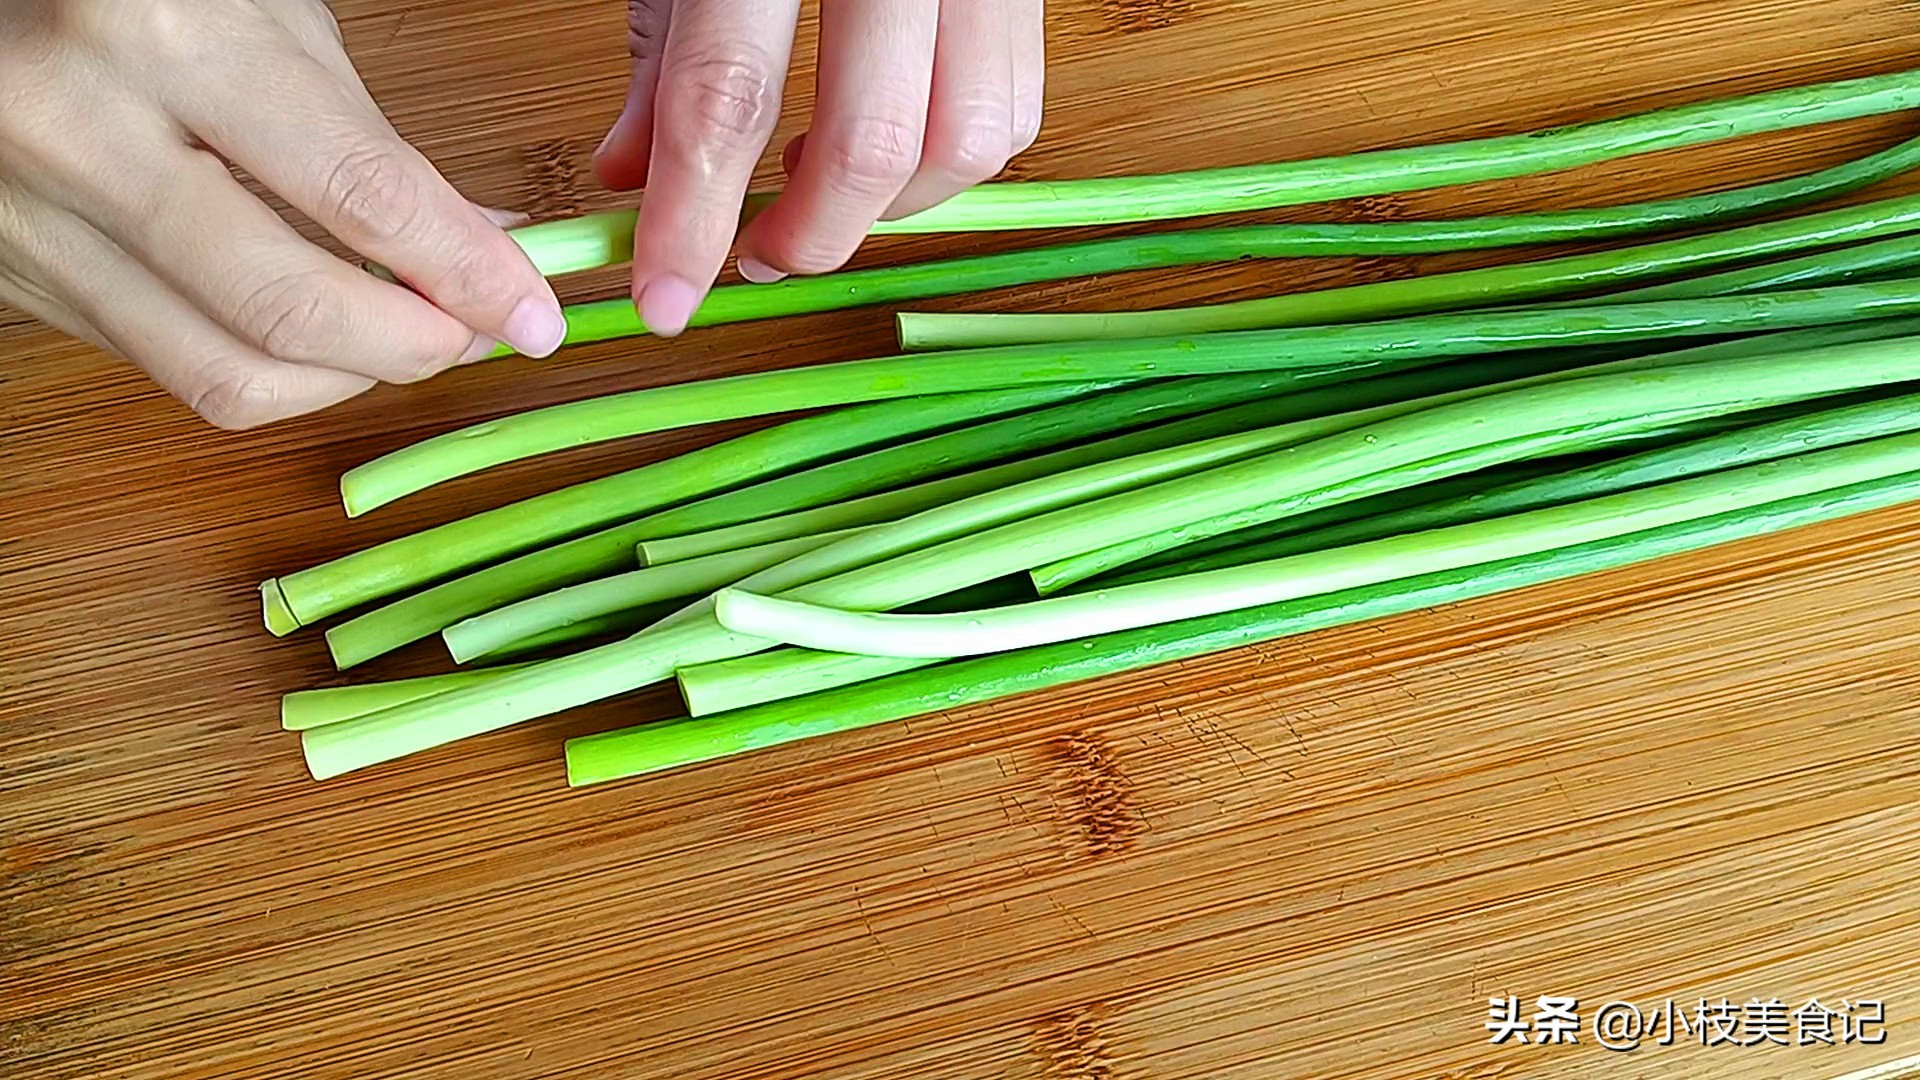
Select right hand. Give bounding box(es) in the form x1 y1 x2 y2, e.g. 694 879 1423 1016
594 0 1046 338
0 0 567 430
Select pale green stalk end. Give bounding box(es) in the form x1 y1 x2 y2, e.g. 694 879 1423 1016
508 210 639 277
339 472 375 519
675 651 929 717
564 715 776 787
280 665 537 731
300 620 747 780
261 579 300 637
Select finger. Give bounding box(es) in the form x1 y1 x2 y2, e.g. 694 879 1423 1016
163 343 374 429
1010 0 1046 154
737 0 938 279
155 17 567 360
0 184 111 348
594 0 676 191
628 0 800 336
0 195 372 428
735 131 810 284
37 136 491 381
0 271 111 351
883 0 1016 221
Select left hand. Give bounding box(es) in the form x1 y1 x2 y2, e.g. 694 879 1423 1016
0 0 567 429
593 0 1047 336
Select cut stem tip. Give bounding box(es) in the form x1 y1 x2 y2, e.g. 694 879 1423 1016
261 579 300 637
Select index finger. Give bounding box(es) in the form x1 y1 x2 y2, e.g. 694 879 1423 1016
737 0 937 275
157 20 566 359
628 0 801 337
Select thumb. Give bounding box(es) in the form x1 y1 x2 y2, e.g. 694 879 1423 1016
595 0 676 191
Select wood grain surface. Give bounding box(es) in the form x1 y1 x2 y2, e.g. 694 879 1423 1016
10 1 1920 1077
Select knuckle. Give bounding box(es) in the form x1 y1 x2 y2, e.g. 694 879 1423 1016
70 0 206 64
425 242 522 320
815 114 923 199
138 0 206 62
234 273 347 361
768 226 863 277
933 111 1013 184
662 50 780 143
624 0 670 58
318 144 423 245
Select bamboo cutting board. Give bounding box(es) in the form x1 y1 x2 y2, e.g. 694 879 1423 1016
10 1 1920 1077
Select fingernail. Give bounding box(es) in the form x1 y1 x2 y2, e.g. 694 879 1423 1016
475 204 531 229
502 297 567 358
460 335 501 363
737 256 787 285
638 275 701 337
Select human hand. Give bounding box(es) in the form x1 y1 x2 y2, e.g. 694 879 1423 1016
0 0 567 429
594 0 1046 336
